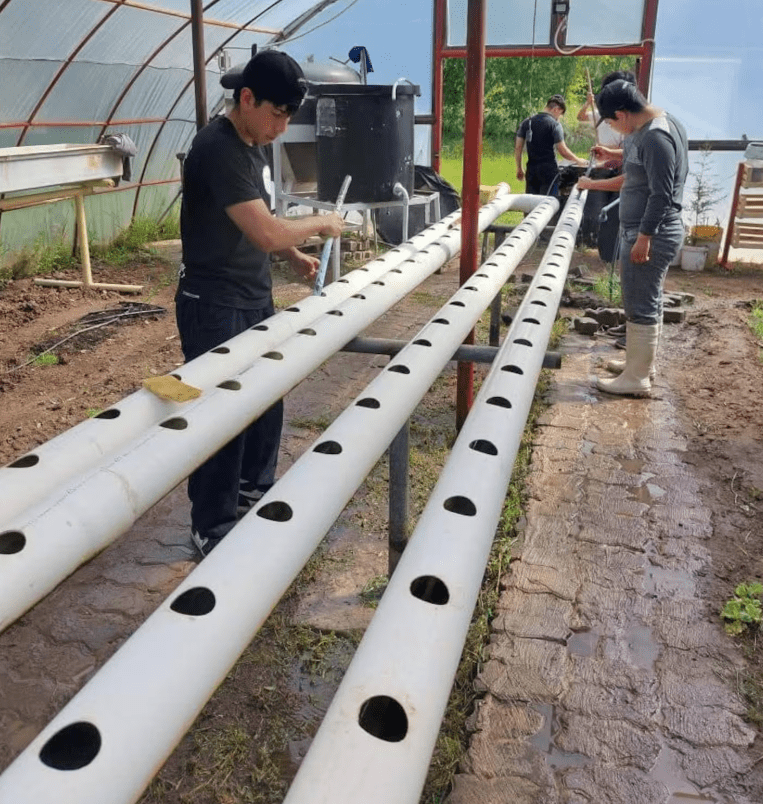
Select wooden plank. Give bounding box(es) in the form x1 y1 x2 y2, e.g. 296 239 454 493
737 197 763 218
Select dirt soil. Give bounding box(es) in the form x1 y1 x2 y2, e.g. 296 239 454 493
1 243 763 801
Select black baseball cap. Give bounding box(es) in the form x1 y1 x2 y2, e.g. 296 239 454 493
221 49 306 112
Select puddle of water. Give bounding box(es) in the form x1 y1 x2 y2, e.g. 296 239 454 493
528 704 591 770
643 564 696 600
617 457 645 473
629 483 654 504
646 482 666 498
567 629 599 658
652 746 718 803
625 622 660 671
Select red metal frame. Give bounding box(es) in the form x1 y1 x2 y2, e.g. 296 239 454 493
720 161 745 269
455 0 486 429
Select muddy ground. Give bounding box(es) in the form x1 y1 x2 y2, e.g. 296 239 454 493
1 241 763 802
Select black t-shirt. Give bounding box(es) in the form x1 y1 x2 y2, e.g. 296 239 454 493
180 115 273 309
517 112 564 166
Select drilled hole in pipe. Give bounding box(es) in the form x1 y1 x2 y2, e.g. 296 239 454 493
210 346 230 354
475 272 488 278
298 328 316 336
413 339 431 347
433 318 449 325
388 365 410 375
469 439 498 456
443 496 477 516
485 262 498 267
217 380 241 390
286 306 300 312
252 324 268 331
522 317 540 325
531 300 547 307
358 267 369 271
256 501 293 522
263 351 284 360
487 396 512 409
358 696 408 742
449 301 465 307
514 338 532 347
391 268 403 274
337 279 349 283
39 722 102 770
94 408 120 421
327 310 343 316
537 285 551 291
170 373 182 381
410 575 450 605
160 417 188 430
8 454 39 468
352 294 366 300
501 365 524 375
547 262 560 268
170 587 216 616
464 286 478 291
542 272 555 278
356 398 380 409
0 531 25 554
314 440 342 455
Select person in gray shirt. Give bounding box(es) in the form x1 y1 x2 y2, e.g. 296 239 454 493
578 80 688 396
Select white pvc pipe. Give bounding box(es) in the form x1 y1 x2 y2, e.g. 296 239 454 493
0 190 545 527
0 198 563 804
283 190 587 804
0 191 546 633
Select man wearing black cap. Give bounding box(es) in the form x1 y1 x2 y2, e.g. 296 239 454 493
177 49 343 558
514 94 587 195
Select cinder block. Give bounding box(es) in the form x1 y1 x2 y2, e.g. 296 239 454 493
574 316 599 335
663 307 686 324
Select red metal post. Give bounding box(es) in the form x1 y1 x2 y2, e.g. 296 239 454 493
455 0 486 431
431 0 446 172
720 161 744 269
638 0 660 96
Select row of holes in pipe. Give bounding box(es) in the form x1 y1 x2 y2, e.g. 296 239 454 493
0 271 561 556
24 224 567 770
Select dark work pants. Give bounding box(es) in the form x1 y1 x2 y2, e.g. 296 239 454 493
525 160 560 196
175 291 283 541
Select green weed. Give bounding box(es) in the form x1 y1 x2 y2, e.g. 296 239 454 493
359 575 388 608
721 582 763 636
31 353 59 367
749 301 763 341
592 272 622 306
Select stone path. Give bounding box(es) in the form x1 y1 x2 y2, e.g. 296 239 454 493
449 331 758 804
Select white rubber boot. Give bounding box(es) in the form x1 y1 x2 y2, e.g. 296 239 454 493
596 322 659 397
606 321 660 379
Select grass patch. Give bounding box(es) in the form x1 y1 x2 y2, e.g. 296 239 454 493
592 271 622 307
359 574 388 609
31 352 59 367
749 301 763 341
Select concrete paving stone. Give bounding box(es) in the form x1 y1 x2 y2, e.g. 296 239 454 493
508 561 579 600
659 663 747 714
76 582 164 618
680 746 754 790
469 696 545 739
447 773 551 804
555 713 661 769
655 608 727 652
563 766 669 804
463 729 558 785
561 680 659 727
493 591 575 640
661 704 755 748
584 466 652 487
100 560 189 589
481 638 570 700
525 473 581 502
574 519 651 551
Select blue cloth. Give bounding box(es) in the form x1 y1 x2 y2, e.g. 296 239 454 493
619 218 683 325
348 46 373 72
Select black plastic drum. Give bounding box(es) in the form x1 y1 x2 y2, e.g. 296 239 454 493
313 83 419 204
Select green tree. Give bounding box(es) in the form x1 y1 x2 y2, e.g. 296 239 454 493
443 55 635 142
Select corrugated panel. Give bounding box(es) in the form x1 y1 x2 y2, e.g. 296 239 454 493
0 60 62 119
34 63 136 122
447 0 551 47
567 0 645 45
0 0 109 60
77 5 183 66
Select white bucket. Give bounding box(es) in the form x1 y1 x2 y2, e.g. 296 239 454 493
680 245 708 272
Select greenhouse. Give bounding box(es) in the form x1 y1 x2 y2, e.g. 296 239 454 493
1 1 762 803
